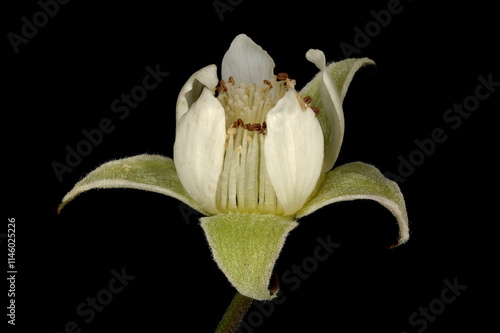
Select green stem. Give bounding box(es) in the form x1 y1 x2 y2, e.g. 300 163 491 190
215 292 253 333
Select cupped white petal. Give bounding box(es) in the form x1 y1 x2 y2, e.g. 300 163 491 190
306 49 344 173
174 87 226 215
176 64 219 125
221 34 275 84
264 89 324 216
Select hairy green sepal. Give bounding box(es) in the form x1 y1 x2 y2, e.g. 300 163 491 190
58 154 205 214
200 213 298 300
297 162 409 247
300 57 376 159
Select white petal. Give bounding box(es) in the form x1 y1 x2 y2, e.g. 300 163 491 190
305 49 326 71
306 49 344 173
221 34 275 84
264 89 324 215
176 64 219 125
174 87 226 215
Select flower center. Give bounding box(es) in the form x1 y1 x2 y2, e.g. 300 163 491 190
214 74 293 214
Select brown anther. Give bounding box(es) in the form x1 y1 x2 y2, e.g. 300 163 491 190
249 123 262 132
237 118 245 128
258 121 267 135
303 96 312 104
263 79 273 89
228 76 235 86
244 123 251 130
276 72 288 81
232 120 239 128
217 80 227 93
310 107 320 116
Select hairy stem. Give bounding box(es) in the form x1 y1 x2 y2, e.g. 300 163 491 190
215 292 253 333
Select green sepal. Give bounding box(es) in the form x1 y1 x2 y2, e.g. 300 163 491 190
300 57 376 102
200 213 298 300
57 154 206 215
296 162 409 247
300 58 376 164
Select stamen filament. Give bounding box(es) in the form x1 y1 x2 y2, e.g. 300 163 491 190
215 76 291 214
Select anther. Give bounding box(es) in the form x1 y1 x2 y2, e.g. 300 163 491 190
258 121 267 135
276 72 288 81
303 96 312 104
263 79 273 89
220 80 227 92
310 107 320 116
228 76 235 86
249 123 262 132
217 80 228 93
283 79 296 89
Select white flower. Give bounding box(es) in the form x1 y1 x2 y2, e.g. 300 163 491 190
174 34 334 216
59 34 409 301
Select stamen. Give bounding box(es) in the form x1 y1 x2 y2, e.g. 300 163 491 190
283 78 296 89
311 107 320 116
303 96 312 104
237 118 245 128
276 72 288 81
217 80 228 93
258 121 267 135
215 76 292 214
248 123 262 132
296 93 308 111
220 80 228 92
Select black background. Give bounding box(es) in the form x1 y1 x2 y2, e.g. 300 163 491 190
3 0 498 332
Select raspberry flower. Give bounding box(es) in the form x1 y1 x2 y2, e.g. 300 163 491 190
58 34 409 330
